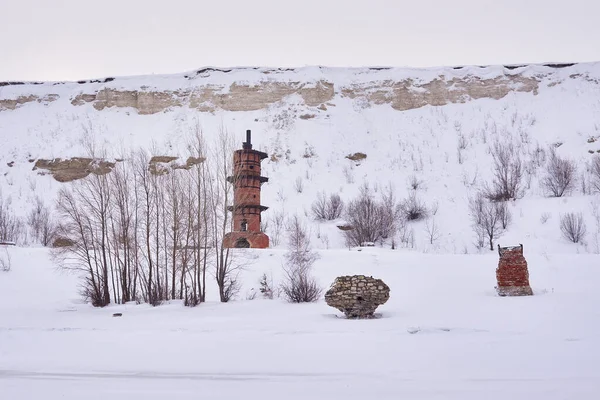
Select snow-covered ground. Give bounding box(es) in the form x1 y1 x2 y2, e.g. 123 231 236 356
1 245 599 399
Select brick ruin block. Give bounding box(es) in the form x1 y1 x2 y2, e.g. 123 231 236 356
496 244 533 296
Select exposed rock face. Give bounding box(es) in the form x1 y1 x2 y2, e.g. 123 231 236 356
342 75 539 111
33 158 116 182
496 244 533 296
325 275 390 318
0 94 59 110
148 156 205 175
3 64 590 117
65 75 537 115
68 80 336 115
32 156 205 182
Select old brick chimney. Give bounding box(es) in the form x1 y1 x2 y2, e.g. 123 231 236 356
223 130 269 249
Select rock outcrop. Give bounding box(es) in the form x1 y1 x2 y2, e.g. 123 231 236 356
496 244 533 296
2 64 592 117
0 94 59 111
325 275 390 318
33 158 116 182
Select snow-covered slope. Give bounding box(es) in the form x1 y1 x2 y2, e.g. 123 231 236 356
1 63 600 253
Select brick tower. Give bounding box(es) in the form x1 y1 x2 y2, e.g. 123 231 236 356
223 130 270 248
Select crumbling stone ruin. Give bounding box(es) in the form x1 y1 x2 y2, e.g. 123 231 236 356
325 275 390 318
496 244 533 296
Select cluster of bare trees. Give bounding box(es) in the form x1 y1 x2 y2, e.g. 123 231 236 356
27 197 57 246
52 129 241 307
0 193 25 245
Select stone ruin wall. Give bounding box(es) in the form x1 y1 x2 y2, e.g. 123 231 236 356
325 275 390 318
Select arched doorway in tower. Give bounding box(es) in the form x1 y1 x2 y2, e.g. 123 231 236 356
235 238 250 248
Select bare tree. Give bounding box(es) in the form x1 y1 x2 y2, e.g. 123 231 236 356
469 194 504 251
560 212 587 243
484 141 523 201
280 215 322 303
211 126 244 302
591 155 600 194
542 149 577 197
400 192 428 221
425 217 441 245
0 247 11 272
496 201 512 230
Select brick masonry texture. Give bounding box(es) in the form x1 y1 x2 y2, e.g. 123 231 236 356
496 244 533 296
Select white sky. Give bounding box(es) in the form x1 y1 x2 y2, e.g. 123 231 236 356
1 0 599 81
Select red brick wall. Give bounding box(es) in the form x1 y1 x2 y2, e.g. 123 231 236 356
223 232 269 249
496 246 533 296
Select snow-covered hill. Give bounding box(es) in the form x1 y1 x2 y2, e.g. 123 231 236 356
1 62 600 253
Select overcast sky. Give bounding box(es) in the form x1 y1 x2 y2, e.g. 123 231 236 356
1 0 599 81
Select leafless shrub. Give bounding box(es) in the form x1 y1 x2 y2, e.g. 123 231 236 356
343 184 401 247
311 192 344 221
457 134 467 164
407 174 424 191
560 213 587 243
245 289 258 300
269 210 285 246
0 247 11 272
400 192 428 221
293 177 304 193
430 200 439 216
542 149 577 197
531 143 547 168
342 165 355 184
27 197 56 246
457 134 468 150
280 215 322 303
484 141 523 201
259 272 276 299
469 193 505 251
221 275 242 302
540 212 551 224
